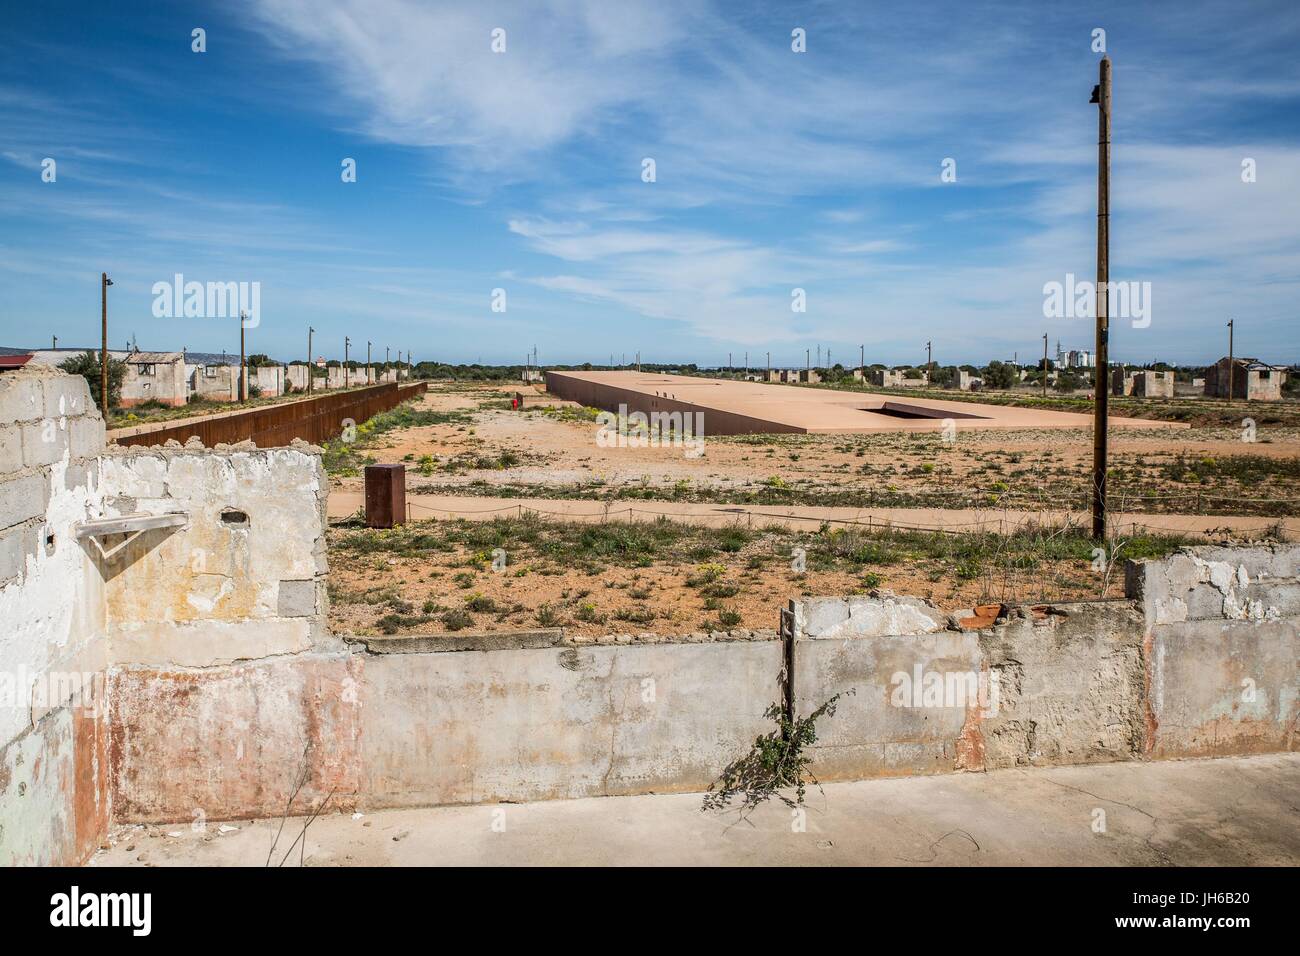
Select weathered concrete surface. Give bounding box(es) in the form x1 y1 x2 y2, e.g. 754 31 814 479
98 447 331 667
792 595 1149 777
1130 545 1299 758
108 654 362 823
975 601 1146 770
91 753 1300 867
795 628 981 779
359 641 782 807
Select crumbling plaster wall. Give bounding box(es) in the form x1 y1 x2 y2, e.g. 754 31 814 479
98 444 332 667
1129 544 1298 757
1 368 336 861
0 368 109 865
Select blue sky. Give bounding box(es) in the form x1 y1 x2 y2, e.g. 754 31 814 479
2 0 1298 367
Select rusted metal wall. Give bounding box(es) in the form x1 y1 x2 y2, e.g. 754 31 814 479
112 382 427 448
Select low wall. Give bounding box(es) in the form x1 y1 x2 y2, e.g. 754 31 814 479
104 541 1297 822
112 381 426 447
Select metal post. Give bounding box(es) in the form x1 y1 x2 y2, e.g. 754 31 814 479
307 326 314 394
239 311 247 402
345 336 351 388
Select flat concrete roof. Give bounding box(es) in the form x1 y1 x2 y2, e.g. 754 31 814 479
546 370 1188 434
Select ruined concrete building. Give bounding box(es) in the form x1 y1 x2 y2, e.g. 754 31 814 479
1205 356 1289 401
2 368 1297 865
1111 367 1175 398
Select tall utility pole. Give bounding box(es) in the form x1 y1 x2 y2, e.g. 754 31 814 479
52 335 58 349
860 344 864 372
766 351 771 377
1043 334 1049 398
100 273 113 414
385 346 390 382
817 345 821 368
1226 319 1235 402
239 311 247 402
345 336 351 388
924 341 932 385
806 348 810 372
367 341 372 385
728 352 732 371
307 326 314 394
1090 56 1112 539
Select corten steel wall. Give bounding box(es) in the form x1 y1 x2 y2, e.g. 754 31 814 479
111 382 427 448
544 370 805 435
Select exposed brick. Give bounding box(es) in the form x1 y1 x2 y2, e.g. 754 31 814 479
0 474 47 530
0 375 44 425
20 421 69 468
41 374 93 420
0 424 21 475
68 416 105 460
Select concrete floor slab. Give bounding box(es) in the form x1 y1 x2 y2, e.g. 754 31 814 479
546 370 1189 434
92 753 1300 866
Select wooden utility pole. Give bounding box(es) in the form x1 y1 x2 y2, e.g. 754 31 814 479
1042 334 1049 397
239 311 247 402
1226 319 1235 402
100 273 112 414
1091 56 1112 539
307 326 314 394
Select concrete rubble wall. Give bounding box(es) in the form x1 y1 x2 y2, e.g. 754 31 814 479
795 546 1295 781
0 367 109 865
1129 544 1299 758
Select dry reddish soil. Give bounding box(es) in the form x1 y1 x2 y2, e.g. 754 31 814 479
326 525 1116 638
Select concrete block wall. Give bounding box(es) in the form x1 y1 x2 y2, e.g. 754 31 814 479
0 367 110 865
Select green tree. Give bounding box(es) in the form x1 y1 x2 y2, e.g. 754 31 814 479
58 351 126 412
982 360 1017 389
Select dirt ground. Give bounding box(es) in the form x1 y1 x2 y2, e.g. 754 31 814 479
333 382 1300 515
323 381 1296 638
